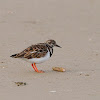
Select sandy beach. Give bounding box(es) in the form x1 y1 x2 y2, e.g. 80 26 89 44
0 0 100 100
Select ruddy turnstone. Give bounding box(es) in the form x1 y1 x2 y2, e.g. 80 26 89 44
10 40 61 73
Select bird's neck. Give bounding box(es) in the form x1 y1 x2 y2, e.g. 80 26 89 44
46 44 53 57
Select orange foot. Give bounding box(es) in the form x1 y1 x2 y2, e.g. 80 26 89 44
36 70 45 73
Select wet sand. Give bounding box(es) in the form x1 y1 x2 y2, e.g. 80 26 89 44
0 0 100 100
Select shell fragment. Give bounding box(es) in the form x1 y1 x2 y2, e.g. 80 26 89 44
52 67 66 72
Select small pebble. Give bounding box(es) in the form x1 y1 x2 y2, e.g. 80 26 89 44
89 38 92 41
85 74 89 76
50 91 56 93
96 54 99 56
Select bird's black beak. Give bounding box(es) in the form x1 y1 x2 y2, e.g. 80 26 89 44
55 44 62 48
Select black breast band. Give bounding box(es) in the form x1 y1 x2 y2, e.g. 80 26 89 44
46 44 53 57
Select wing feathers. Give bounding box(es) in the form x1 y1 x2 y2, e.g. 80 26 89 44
10 43 48 59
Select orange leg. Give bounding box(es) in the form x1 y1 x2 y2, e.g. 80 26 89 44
31 64 36 71
32 63 44 73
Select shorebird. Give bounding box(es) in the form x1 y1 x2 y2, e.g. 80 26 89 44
10 40 61 73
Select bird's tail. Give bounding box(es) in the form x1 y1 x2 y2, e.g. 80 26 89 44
10 54 18 58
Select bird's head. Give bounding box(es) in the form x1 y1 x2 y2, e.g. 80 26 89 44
46 40 61 48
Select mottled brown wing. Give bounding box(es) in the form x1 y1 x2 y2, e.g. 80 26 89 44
12 43 48 59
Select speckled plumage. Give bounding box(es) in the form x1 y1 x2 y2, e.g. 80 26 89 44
11 43 49 59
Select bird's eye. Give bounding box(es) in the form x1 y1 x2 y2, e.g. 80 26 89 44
39 50 42 52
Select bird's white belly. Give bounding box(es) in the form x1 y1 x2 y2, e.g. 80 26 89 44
28 51 50 64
